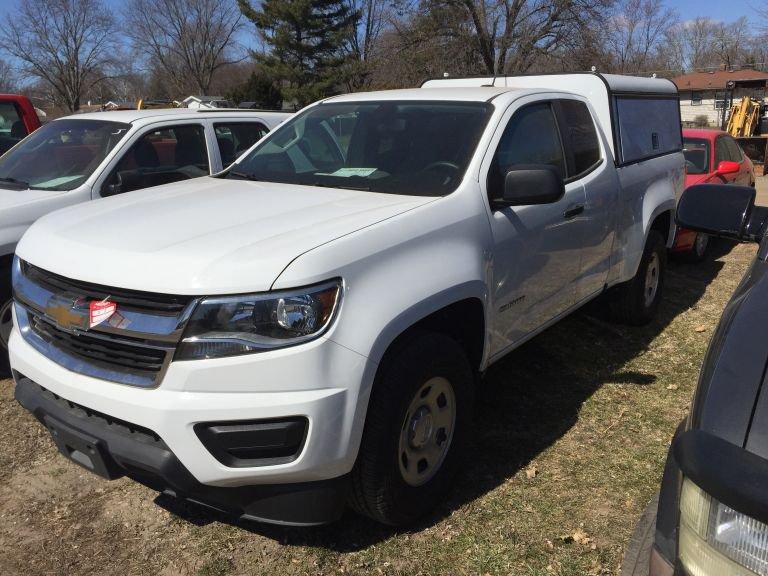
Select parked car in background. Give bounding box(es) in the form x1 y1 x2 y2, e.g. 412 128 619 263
672 129 755 261
10 73 684 527
622 183 768 576
0 94 41 155
0 107 290 348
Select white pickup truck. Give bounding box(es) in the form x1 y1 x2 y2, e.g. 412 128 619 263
10 73 684 526
0 107 291 347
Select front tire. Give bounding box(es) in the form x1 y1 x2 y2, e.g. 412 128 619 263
621 493 658 576
0 264 11 351
610 230 666 325
349 331 474 525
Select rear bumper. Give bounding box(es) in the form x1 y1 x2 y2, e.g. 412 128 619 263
14 376 349 526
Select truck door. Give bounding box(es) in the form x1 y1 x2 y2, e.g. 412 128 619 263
483 99 586 353
554 99 618 302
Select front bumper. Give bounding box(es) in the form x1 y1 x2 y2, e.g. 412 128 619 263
9 324 374 488
14 376 349 525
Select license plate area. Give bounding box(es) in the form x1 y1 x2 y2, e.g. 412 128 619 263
43 415 123 480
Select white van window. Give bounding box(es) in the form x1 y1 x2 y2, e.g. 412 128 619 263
615 97 681 165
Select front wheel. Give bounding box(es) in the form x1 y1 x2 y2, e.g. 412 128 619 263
609 230 666 325
683 232 709 263
0 298 12 350
621 493 659 576
349 331 474 525
0 265 11 350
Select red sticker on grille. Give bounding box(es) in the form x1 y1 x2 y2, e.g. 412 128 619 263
89 300 116 328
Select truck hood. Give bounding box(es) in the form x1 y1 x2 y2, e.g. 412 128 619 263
16 177 434 294
0 186 62 210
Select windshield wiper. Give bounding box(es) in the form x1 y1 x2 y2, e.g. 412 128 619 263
313 181 371 191
0 177 30 188
228 171 260 181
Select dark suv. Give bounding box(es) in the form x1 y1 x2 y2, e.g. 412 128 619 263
623 183 768 576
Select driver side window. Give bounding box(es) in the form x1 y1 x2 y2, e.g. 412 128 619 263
488 102 565 201
102 124 209 196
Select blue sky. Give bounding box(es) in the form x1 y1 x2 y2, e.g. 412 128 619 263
0 0 760 23
670 0 757 22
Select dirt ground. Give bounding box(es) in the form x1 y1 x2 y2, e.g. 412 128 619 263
0 240 757 576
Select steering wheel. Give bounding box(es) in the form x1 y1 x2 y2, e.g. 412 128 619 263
422 161 460 174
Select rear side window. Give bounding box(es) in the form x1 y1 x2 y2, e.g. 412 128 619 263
615 97 681 164
724 137 743 162
715 137 730 165
488 102 565 200
555 100 600 177
214 122 268 167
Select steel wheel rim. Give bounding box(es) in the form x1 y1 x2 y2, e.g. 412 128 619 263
644 252 660 308
398 376 456 487
694 233 708 257
0 299 12 350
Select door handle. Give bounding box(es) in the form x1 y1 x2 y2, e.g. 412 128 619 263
563 205 584 219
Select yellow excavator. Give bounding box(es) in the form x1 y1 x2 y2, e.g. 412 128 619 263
727 96 767 164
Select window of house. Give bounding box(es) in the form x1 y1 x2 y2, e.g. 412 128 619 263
714 92 729 110
691 91 703 106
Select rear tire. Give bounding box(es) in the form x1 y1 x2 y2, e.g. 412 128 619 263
621 493 659 576
349 331 474 525
610 230 666 325
682 232 709 263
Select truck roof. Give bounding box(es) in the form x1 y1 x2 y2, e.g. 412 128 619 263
324 87 539 103
421 72 677 95
52 107 291 125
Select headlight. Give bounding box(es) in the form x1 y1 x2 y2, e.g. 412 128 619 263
176 280 342 360
680 478 768 575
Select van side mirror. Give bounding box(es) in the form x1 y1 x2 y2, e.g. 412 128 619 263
676 184 766 242
496 165 565 208
715 160 740 176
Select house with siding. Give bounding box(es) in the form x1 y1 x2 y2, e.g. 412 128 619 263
671 69 768 128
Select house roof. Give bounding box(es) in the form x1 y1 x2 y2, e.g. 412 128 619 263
672 69 768 91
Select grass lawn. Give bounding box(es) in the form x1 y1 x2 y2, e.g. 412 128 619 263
0 240 755 576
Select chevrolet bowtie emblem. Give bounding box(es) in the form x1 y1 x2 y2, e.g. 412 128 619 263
44 294 89 332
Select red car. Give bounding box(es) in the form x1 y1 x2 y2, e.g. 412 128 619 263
0 94 41 156
672 128 755 260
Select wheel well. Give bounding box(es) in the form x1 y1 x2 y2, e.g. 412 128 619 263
383 298 485 373
650 211 672 245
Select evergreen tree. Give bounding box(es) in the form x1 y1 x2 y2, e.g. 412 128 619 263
238 0 359 106
227 71 284 109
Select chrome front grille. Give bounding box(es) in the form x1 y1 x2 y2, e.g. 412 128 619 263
13 259 198 387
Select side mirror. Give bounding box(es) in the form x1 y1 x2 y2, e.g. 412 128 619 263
715 160 741 176
495 165 565 208
676 184 765 242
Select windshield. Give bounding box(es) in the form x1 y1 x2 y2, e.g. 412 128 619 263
0 119 130 191
228 101 493 196
683 137 710 175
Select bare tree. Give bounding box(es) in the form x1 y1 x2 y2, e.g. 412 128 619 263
0 0 117 112
604 0 678 74
712 17 749 71
0 59 17 93
124 0 244 96
342 0 389 89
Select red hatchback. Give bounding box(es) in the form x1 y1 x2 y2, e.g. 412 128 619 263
673 128 755 260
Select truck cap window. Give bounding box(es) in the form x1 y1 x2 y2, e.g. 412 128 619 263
0 119 130 191
228 101 493 196
615 97 682 164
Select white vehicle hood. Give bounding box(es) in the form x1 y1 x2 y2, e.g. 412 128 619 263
16 177 434 294
0 187 62 211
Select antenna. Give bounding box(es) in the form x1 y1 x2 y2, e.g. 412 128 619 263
591 66 597 73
